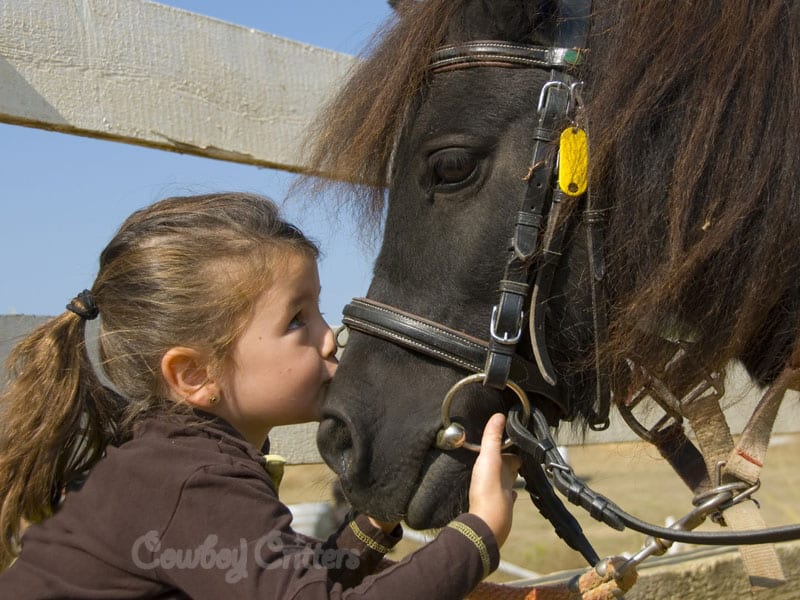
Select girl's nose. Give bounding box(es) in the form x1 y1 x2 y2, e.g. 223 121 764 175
321 323 338 360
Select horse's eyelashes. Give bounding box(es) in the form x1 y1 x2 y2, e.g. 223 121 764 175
428 148 480 191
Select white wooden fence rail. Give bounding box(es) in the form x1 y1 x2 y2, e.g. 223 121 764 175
0 0 355 173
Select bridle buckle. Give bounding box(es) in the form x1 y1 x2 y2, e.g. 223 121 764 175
489 305 524 345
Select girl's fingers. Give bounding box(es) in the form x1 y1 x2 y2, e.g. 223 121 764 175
479 413 506 454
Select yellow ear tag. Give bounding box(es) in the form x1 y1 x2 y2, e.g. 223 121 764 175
558 127 588 197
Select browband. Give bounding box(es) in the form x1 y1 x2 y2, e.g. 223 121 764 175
429 42 586 72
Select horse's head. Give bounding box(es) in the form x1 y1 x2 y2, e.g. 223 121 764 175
314 0 602 529
310 0 800 531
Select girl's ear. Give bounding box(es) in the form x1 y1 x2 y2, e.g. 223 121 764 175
160 347 220 408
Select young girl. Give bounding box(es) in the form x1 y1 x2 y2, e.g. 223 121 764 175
0 192 519 599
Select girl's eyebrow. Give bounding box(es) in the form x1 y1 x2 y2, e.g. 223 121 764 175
287 285 322 309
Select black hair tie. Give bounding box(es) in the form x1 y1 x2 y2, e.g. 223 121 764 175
66 289 99 320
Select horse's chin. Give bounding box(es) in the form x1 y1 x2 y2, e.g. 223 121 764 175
404 451 471 530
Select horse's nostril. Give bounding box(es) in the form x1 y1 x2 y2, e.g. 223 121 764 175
317 411 363 480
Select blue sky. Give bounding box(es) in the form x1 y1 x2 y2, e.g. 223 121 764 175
1 1 394 320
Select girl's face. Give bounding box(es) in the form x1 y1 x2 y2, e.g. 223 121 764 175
217 252 338 448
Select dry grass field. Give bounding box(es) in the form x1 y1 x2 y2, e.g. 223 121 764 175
279 433 800 584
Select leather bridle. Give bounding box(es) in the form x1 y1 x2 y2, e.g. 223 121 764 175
337 0 800 580
342 38 610 434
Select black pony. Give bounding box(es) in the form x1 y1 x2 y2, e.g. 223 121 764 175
306 0 800 542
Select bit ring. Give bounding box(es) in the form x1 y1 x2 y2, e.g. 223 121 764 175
437 373 531 452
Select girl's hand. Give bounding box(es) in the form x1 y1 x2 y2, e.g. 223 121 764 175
467 413 521 547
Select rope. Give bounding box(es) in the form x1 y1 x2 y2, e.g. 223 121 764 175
468 557 636 600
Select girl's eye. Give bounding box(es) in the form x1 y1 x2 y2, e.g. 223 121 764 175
288 314 306 331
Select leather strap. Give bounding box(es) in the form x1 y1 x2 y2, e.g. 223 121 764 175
618 348 798 582
519 459 600 567
529 188 570 386
584 205 611 429
342 298 567 413
430 42 584 72
485 70 574 390
682 389 787 590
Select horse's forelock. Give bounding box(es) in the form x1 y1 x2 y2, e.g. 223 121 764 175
300 0 564 230
300 0 458 228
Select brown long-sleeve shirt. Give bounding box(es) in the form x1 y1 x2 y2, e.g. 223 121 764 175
0 412 499 599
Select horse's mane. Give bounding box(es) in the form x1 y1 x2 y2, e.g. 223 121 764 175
588 2 800 386
305 0 800 389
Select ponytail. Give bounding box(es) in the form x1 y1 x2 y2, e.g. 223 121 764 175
0 309 120 568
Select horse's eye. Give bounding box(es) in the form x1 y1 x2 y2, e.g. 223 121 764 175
429 148 479 190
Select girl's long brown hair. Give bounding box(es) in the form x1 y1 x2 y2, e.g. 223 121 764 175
0 313 120 566
0 192 318 568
